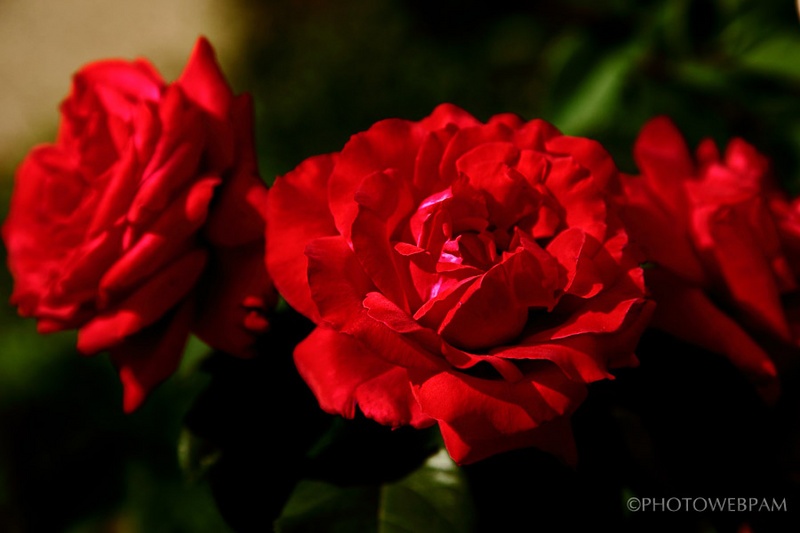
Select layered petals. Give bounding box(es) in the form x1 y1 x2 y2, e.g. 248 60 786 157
2 37 274 410
267 104 651 464
616 116 798 399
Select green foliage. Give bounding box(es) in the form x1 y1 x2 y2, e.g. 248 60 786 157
551 41 646 135
275 449 474 533
245 0 800 187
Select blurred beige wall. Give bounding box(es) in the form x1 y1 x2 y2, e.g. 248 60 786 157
0 0 248 177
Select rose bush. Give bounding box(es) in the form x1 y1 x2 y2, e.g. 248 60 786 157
2 38 274 411
266 104 653 464
617 116 800 402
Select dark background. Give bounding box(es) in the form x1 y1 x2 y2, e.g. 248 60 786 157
2 1 800 531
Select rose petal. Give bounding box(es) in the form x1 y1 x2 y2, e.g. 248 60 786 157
455 142 545 232
304 235 374 331
438 413 578 466
546 227 604 299
128 87 206 225
544 155 607 241
351 170 419 311
111 297 194 412
546 135 618 193
58 223 126 304
195 236 274 356
362 292 443 357
437 269 528 351
530 293 644 341
204 169 268 247
439 122 515 185
618 172 707 284
493 299 654 382
649 271 779 402
419 103 482 131
410 364 586 464
204 95 267 247
695 200 792 341
439 343 525 383
512 118 562 151
294 326 434 428
266 154 339 322
438 249 559 351
329 119 425 241
413 275 479 331
100 175 221 299
177 37 234 120
632 116 695 214
284 231 445 378
723 138 770 184
87 143 142 238
72 59 164 104
77 249 207 354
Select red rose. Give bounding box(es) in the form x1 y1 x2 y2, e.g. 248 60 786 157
266 104 653 464
618 116 799 401
2 38 274 411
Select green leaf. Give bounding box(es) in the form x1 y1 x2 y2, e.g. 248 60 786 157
177 334 212 377
274 482 378 533
736 32 800 82
177 427 222 483
550 42 645 136
379 449 474 533
0 320 78 402
275 448 475 533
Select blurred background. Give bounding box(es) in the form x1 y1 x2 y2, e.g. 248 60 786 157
2 0 800 531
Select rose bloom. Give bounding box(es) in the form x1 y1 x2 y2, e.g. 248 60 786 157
266 104 653 464
617 116 800 402
2 38 274 411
